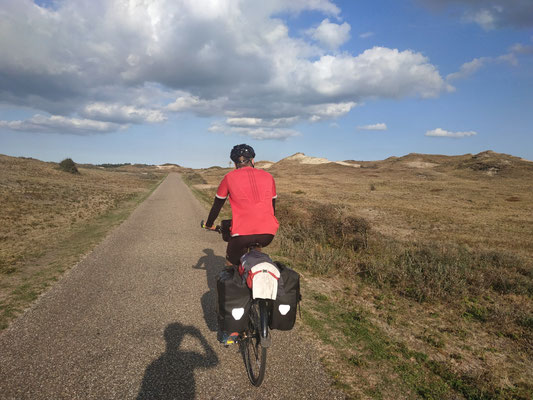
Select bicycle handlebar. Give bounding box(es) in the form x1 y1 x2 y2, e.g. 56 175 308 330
200 220 221 233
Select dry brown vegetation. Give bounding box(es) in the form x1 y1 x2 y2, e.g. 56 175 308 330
186 150 533 399
0 154 167 329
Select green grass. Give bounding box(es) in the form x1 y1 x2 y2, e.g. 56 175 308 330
300 287 527 400
302 289 451 398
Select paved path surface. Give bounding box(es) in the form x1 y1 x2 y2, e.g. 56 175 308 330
0 173 343 399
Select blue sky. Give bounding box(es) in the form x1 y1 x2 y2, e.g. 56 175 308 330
0 0 532 167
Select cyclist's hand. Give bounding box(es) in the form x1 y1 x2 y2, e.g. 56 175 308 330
201 221 217 231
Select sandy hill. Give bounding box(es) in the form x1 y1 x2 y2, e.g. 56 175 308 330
255 161 275 169
268 150 533 178
273 152 361 168
156 163 182 170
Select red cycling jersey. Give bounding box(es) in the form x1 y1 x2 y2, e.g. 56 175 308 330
216 166 279 236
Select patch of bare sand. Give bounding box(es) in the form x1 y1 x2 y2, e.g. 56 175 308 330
256 162 274 169
404 161 439 169
336 161 361 168
285 153 331 164
283 153 361 168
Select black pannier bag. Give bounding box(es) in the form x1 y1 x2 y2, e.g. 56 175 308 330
216 266 251 332
269 262 301 331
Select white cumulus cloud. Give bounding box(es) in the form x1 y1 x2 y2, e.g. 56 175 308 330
447 57 489 81
208 122 300 140
425 128 477 138
166 92 227 116
309 102 357 122
358 123 387 131
307 48 452 99
466 8 497 30
447 40 532 82
225 117 299 127
0 115 123 134
83 103 166 123
309 19 351 50
420 0 533 29
509 42 533 56
359 32 374 39
0 0 449 138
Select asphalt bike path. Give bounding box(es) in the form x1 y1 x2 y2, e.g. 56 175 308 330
0 173 344 399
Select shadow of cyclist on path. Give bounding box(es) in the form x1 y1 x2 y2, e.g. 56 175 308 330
193 249 226 332
136 322 218 400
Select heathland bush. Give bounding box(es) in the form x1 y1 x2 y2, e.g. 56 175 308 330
59 158 79 174
182 172 207 185
358 242 533 303
274 198 370 275
275 197 533 353
276 198 531 303
277 198 370 251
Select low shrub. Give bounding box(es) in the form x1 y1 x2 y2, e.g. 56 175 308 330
277 199 370 253
59 158 79 174
183 172 207 185
276 197 531 303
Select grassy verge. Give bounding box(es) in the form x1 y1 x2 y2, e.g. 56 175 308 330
181 170 232 219
181 171 215 206
0 172 165 330
300 284 528 399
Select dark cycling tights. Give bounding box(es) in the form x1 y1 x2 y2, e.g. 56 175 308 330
226 234 274 266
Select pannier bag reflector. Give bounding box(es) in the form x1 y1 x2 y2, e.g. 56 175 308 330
232 308 245 320
278 304 291 315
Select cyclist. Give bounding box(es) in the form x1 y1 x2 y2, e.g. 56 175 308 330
204 144 279 266
203 144 279 345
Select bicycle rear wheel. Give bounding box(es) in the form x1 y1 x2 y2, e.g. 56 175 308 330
241 301 267 386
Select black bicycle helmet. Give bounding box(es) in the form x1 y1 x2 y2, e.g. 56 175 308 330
230 144 255 163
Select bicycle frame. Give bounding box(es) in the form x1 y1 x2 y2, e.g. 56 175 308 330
201 220 271 386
